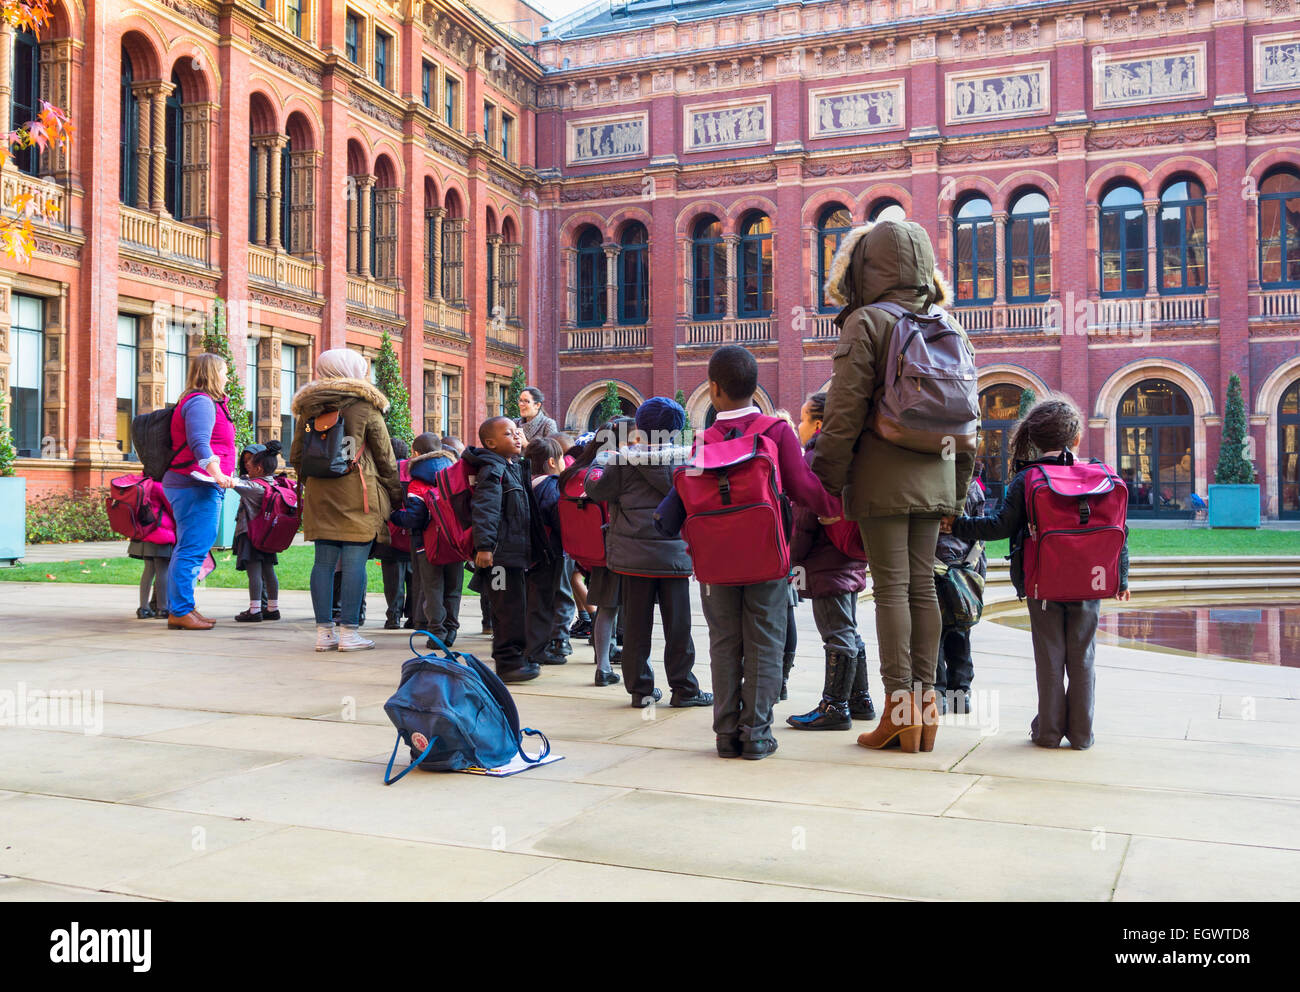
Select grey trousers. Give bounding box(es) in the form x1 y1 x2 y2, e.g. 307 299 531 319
811 592 858 656
701 578 788 742
1027 598 1100 749
410 546 463 640
553 557 576 644
860 515 942 695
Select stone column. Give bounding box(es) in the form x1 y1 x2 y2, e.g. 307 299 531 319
487 233 502 318
267 135 287 250
428 206 445 299
255 335 278 443
603 243 619 327
38 39 74 180
563 247 577 325
0 23 12 143
181 102 214 225
346 178 358 273
994 214 1008 306
138 313 168 415
132 82 154 209
288 149 318 258
357 175 374 278
150 81 174 213
0 277 12 405
251 138 271 246
723 234 739 320
43 290 68 458
1145 201 1160 302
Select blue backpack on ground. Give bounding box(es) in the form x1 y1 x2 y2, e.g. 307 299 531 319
383 632 550 783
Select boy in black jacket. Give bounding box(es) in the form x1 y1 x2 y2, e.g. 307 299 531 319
462 417 548 683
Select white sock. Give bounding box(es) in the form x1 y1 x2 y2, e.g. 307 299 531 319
248 602 261 613
267 599 278 611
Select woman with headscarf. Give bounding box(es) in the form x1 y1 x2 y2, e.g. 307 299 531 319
290 349 402 652
516 386 558 442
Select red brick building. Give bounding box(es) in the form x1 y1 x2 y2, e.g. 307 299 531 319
6 0 1300 520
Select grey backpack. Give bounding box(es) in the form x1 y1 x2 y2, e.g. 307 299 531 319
866 302 979 455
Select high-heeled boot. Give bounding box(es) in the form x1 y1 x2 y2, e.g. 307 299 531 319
919 687 940 752
849 646 875 720
786 649 853 731
856 688 921 752
779 651 795 701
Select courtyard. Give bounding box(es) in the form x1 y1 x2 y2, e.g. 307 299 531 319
2 563 1298 902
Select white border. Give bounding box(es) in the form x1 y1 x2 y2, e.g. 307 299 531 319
1092 43 1207 109
1254 32 1300 94
946 62 1051 125
808 80 906 139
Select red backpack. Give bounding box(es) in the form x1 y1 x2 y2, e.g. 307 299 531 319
245 475 301 553
673 416 792 586
1022 457 1128 602
820 491 867 562
106 474 177 544
387 458 413 554
557 467 608 570
422 459 477 565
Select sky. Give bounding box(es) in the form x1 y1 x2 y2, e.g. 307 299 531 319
532 0 601 19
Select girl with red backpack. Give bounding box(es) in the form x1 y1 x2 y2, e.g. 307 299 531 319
232 440 285 622
944 398 1131 750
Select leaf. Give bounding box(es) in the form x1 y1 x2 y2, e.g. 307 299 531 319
45 574 57 580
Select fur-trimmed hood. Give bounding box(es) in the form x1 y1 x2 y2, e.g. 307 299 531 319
409 448 454 466
823 220 950 314
290 377 390 419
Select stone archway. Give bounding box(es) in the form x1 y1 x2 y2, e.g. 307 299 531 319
1255 355 1300 518
563 379 645 433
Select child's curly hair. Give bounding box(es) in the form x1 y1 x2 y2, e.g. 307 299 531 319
1010 398 1084 467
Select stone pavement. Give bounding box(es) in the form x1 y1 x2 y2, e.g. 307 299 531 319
1 579 1298 901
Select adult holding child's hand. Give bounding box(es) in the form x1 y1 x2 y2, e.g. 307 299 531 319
810 219 976 754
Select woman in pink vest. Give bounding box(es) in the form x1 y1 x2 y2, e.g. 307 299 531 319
162 353 237 630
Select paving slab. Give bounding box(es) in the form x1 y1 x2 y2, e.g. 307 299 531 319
0 878 154 902
1114 836 1300 901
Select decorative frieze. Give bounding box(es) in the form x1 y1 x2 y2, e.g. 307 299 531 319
352 93 403 133
939 139 1056 164
946 63 1049 125
488 170 523 197
154 0 218 32
679 166 777 189
1255 32 1300 92
566 112 647 166
118 258 216 291
560 181 646 202
684 97 770 153
808 81 904 139
1093 44 1206 109
251 39 323 88
1086 123 1214 149
802 152 909 177
425 132 469 166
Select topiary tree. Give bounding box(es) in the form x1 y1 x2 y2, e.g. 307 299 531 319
505 365 526 420
1215 372 1257 484
0 396 17 477
674 388 691 431
1017 387 1036 420
201 299 254 452
596 381 622 426
374 328 413 445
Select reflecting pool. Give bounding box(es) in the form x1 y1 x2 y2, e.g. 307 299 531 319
999 602 1300 667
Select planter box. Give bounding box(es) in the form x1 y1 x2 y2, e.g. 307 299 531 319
1207 483 1261 529
213 487 241 549
0 476 25 563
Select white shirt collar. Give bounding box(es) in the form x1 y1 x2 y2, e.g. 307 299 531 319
715 405 760 421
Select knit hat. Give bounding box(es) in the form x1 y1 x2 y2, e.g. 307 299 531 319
635 396 686 434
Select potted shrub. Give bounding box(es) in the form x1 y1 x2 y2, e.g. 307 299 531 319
0 397 25 564
1208 373 1261 528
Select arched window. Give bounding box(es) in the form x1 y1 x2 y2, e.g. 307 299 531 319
978 384 1022 508
692 215 725 319
575 227 607 327
1007 191 1051 302
120 50 138 205
869 199 906 223
586 395 636 433
1117 379 1194 517
1280 380 1300 519
279 136 292 250
1259 168 1300 288
1100 183 1146 297
12 27 40 176
164 72 183 216
954 195 995 304
817 204 852 312
738 212 773 317
1158 177 1207 294
618 223 648 325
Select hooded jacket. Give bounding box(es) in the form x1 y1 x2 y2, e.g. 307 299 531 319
462 446 546 569
389 448 457 538
585 444 693 577
810 220 975 519
289 378 402 544
936 479 988 575
790 435 868 600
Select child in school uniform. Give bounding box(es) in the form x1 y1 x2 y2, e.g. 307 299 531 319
375 436 412 629
786 392 875 731
935 478 987 715
463 417 549 683
946 398 1130 750
128 488 176 620
524 436 568 669
232 440 284 622
587 399 710 710
389 432 461 648
656 347 838 759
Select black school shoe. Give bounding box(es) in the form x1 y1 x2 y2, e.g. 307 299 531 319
384 615 401 630
569 615 593 638
549 637 573 658
594 668 621 687
262 610 281 621
538 652 568 666
136 606 155 619
742 737 779 760
630 688 662 709
716 735 742 758
234 610 263 623
498 663 541 683
670 690 714 708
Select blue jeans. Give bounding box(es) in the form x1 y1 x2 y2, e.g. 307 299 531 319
162 484 224 617
311 540 371 625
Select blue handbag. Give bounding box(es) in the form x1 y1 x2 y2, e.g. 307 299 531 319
383 631 550 783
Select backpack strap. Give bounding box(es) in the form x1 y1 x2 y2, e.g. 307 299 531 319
383 732 439 785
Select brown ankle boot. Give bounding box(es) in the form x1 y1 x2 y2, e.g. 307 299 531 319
919 688 940 752
857 689 921 752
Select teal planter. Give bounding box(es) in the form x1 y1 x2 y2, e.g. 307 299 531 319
213 487 241 548
1207 484 1261 528
0 476 25 563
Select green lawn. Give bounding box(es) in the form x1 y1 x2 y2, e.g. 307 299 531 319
0 545 479 595
984 528 1300 562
